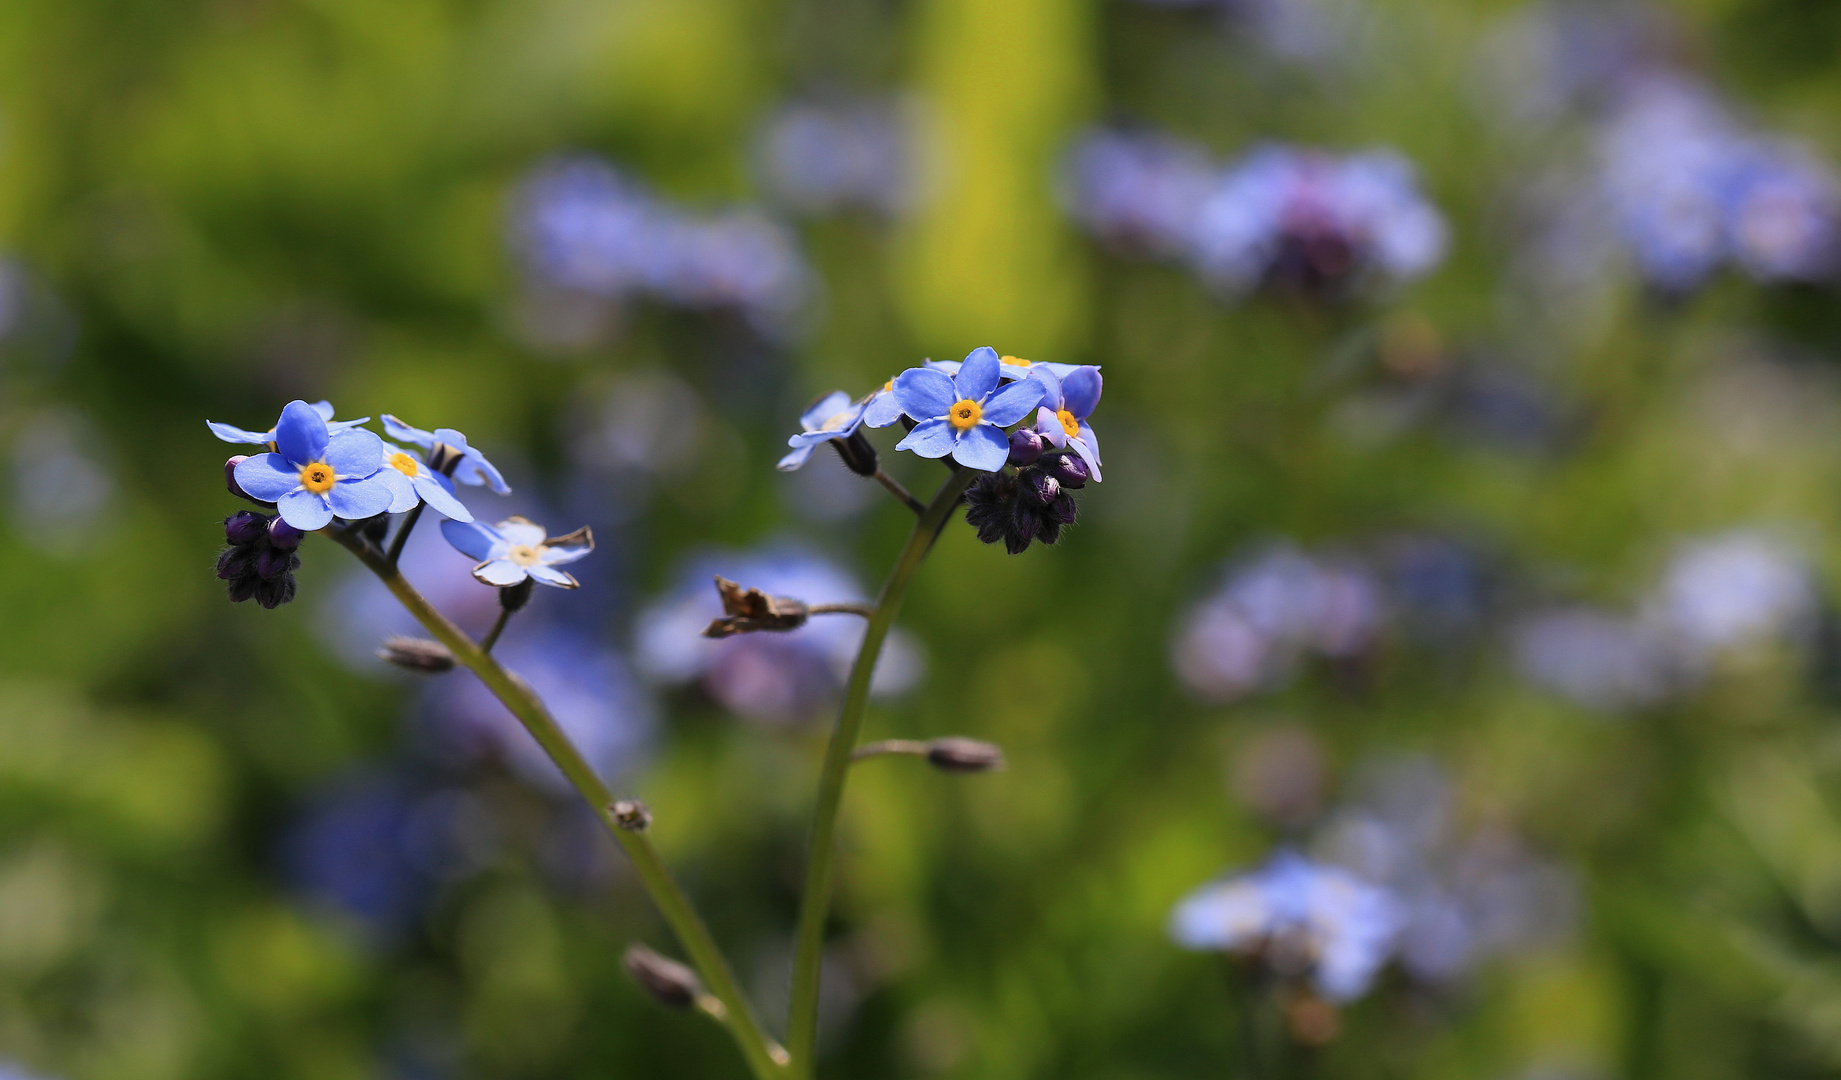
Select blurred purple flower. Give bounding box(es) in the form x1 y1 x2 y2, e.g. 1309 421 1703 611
756 99 915 217
1512 608 1673 713
1063 130 1216 259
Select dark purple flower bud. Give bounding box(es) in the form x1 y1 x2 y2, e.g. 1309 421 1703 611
1019 467 1060 507
963 473 1017 546
359 514 390 544
1008 428 1045 466
226 573 262 604
216 547 255 582
224 510 269 546
225 456 274 506
830 430 880 477
1038 519 1063 546
623 944 703 1010
254 574 298 609
267 517 307 551
1049 454 1088 489
1005 501 1041 555
500 578 536 613
255 547 299 582
1046 491 1078 526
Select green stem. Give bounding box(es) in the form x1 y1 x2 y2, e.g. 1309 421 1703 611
479 606 513 653
785 469 974 1074
325 527 788 1080
384 504 424 568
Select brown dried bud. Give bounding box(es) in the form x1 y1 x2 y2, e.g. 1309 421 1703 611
376 637 456 674
925 737 1007 774
1285 993 1341 1046
611 799 652 831
623 944 703 1010
702 576 811 637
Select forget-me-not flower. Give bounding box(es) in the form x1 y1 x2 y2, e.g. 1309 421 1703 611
892 347 1047 471
926 354 1091 383
1030 365 1104 482
777 391 870 472
231 400 397 531
1170 850 1402 1002
375 444 474 521
441 516 593 589
382 415 511 494
207 400 370 445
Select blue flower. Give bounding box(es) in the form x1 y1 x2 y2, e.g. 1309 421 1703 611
777 391 870 471
440 516 593 589
891 347 1047 471
926 355 1092 383
1170 850 1401 1002
207 400 369 445
374 444 474 521
231 400 397 531
1029 365 1104 481
381 415 511 494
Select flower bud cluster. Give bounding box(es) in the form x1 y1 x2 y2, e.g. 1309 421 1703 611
964 441 1086 555
217 510 305 608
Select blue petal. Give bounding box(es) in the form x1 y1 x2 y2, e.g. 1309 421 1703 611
539 528 594 565
1061 366 1103 419
327 417 371 433
982 378 1047 427
206 420 274 445
777 443 817 471
954 347 1001 401
1071 431 1103 483
441 518 501 561
527 563 580 589
275 400 329 466
473 559 529 587
895 417 958 458
381 415 435 448
894 367 956 420
326 475 394 520
277 490 334 531
432 428 471 452
861 389 905 428
453 448 510 494
322 429 385 477
413 473 473 521
951 423 1011 471
799 391 854 432
376 468 419 514
310 401 336 421
234 454 302 501
1026 366 1061 405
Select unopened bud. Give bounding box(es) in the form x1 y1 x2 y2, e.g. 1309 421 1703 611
359 514 390 544
225 456 273 506
1008 428 1045 467
704 576 809 636
216 546 255 581
611 799 652 831
1018 467 1060 507
377 636 455 674
253 574 297 610
926 737 1007 774
831 430 880 477
1046 491 1078 526
1049 454 1089 490
223 510 269 546
255 546 298 582
623 944 704 1011
267 516 306 551
500 578 535 613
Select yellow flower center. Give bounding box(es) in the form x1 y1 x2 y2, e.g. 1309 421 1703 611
948 398 983 430
882 379 893 392
819 410 855 432
1057 408 1080 439
506 544 542 566
389 452 421 477
1001 355 1031 368
298 462 337 493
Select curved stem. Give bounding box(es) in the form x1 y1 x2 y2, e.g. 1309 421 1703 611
324 526 788 1080
872 469 926 515
786 469 974 1074
478 606 513 653
807 603 875 619
384 504 424 568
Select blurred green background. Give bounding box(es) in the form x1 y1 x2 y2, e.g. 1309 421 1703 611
5 0 1841 1076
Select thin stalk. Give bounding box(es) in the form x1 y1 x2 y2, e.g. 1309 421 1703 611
807 603 875 619
785 469 974 1074
324 526 788 1080
478 606 513 653
849 739 929 762
872 469 926 515
384 504 424 568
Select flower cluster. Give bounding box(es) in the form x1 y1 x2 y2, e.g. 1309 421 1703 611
1065 130 1448 298
1596 75 1839 292
778 347 1105 554
755 98 916 218
209 400 593 607
512 156 810 335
